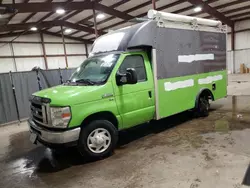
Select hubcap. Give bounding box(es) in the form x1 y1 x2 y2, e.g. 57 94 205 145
87 128 111 154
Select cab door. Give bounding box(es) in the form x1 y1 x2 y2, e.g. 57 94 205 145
112 52 155 129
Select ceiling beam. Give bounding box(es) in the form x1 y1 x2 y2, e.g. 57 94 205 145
88 0 157 26
234 16 250 22
189 0 250 17
0 31 32 38
0 20 106 35
228 11 250 20
94 3 133 20
80 0 186 38
172 0 218 14
187 0 234 27
62 21 106 35
21 12 35 23
4 1 133 21
0 30 92 43
78 0 130 26
5 1 91 12
70 0 132 36
205 5 250 19
216 5 250 16
42 31 92 43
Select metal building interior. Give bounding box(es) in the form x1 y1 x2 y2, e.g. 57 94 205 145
0 0 250 188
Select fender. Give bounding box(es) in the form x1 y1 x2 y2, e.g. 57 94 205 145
195 88 214 108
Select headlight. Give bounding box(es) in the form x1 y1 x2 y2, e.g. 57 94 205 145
50 107 71 128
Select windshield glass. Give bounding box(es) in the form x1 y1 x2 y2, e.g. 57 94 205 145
69 54 120 85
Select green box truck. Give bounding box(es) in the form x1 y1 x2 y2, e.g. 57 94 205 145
29 10 227 158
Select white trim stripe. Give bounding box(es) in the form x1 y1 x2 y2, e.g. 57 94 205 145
198 75 223 85
178 54 215 63
164 79 194 91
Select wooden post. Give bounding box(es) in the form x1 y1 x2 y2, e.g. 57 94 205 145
61 26 68 68
40 32 48 70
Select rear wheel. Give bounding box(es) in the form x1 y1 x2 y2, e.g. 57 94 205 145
78 120 118 158
196 95 210 117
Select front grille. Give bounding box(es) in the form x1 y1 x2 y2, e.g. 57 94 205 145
30 100 49 127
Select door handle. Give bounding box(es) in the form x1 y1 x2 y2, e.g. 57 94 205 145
148 91 152 98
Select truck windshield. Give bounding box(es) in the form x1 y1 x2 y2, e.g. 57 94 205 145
69 54 120 85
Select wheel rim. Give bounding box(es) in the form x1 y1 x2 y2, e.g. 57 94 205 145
87 128 111 154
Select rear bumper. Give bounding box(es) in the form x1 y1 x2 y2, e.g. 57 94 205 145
28 119 80 145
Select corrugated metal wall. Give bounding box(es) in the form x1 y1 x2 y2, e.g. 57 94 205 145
0 68 76 125
0 33 92 73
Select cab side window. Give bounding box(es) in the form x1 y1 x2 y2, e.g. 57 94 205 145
119 55 147 82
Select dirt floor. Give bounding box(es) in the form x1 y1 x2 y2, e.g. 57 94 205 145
0 75 250 188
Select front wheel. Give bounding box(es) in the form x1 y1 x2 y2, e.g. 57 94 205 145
78 120 118 158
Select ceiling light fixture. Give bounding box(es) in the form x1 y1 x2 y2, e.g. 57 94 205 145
194 6 202 12
30 27 38 31
64 28 72 33
96 13 105 19
56 8 65 14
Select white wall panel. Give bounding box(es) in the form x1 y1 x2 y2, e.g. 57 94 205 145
235 20 250 31
227 33 231 51
45 44 64 55
15 58 45 71
66 44 85 54
226 18 250 73
0 36 16 41
0 58 15 73
15 34 41 42
43 34 63 42
64 38 82 43
47 57 67 69
0 33 93 73
13 43 43 55
87 44 92 54
235 31 250 50
227 51 233 74
67 56 86 68
0 44 12 56
235 49 250 73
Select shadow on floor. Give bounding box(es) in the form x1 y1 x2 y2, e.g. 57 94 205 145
35 110 195 173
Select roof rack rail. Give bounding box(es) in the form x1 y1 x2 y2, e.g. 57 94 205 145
147 9 222 27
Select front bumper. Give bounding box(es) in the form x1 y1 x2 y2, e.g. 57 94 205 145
28 118 81 145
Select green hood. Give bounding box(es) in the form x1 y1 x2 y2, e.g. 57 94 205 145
33 82 113 106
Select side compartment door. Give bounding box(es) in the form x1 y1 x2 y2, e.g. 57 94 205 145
113 52 155 129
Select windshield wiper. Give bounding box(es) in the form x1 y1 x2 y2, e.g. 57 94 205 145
75 79 96 85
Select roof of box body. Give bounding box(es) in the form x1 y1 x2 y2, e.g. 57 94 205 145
90 20 157 54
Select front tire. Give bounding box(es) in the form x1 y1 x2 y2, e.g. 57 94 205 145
78 120 118 158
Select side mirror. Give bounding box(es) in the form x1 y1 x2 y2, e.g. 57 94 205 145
116 68 138 86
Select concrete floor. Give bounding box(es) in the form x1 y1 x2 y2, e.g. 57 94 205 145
228 74 250 95
0 75 250 188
